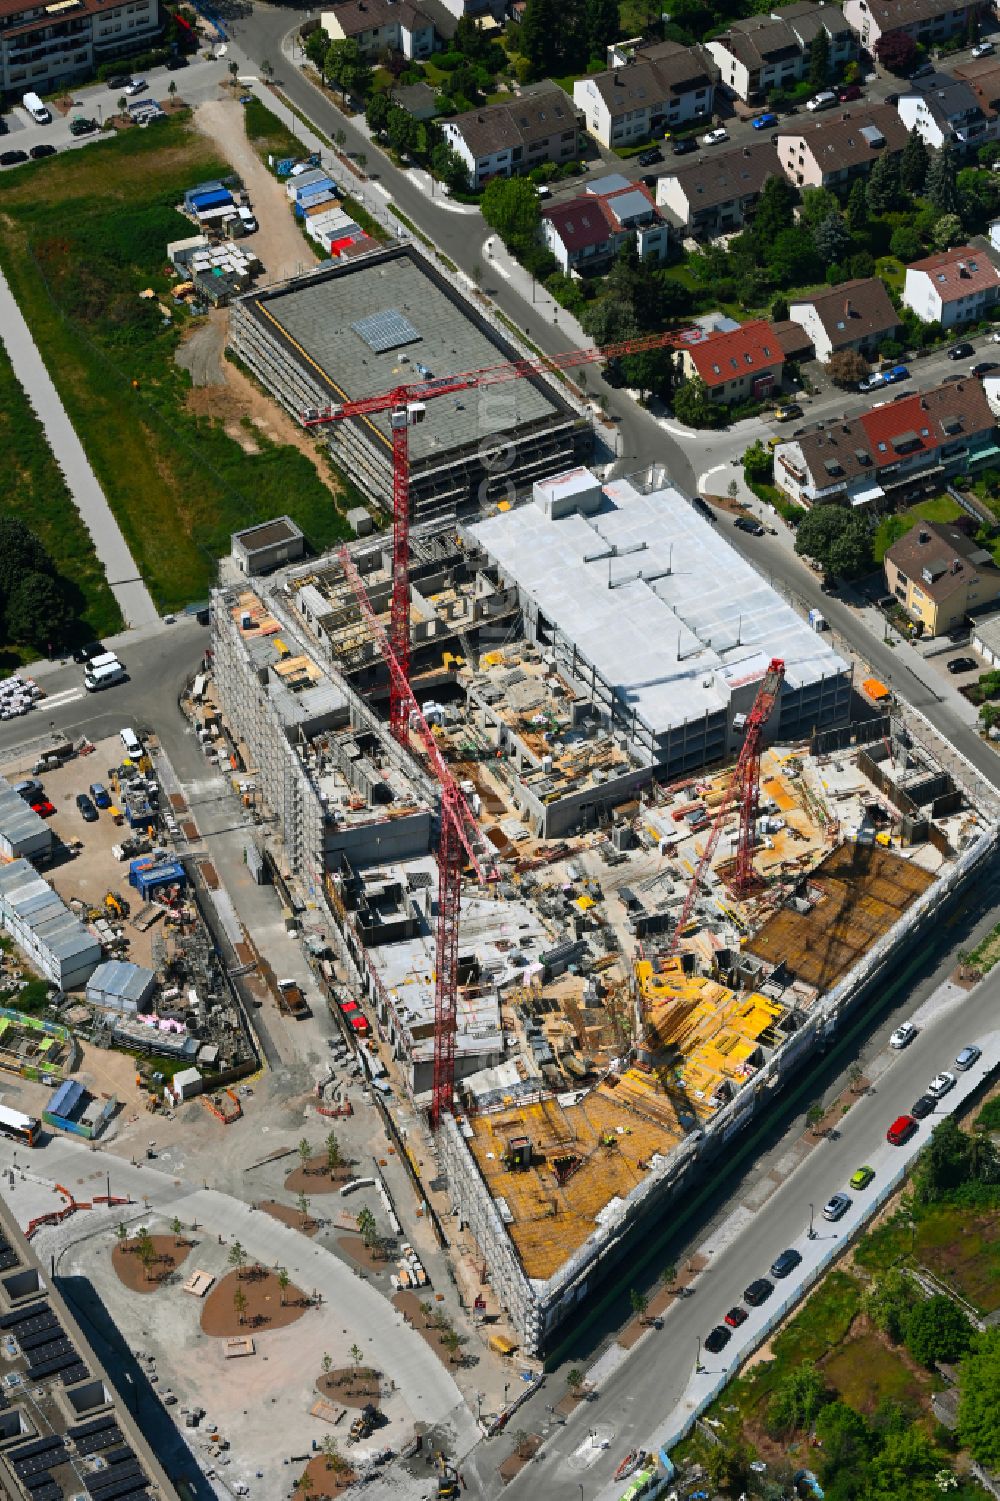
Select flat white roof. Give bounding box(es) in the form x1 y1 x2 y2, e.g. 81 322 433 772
468 472 847 737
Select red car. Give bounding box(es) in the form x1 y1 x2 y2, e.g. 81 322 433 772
30 799 55 817
887 1114 918 1145
837 84 862 101
724 1305 749 1328
349 1013 370 1035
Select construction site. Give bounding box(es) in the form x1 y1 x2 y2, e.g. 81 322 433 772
205 446 999 1354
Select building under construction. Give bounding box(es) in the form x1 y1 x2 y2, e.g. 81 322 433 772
207 473 999 1352
228 241 590 520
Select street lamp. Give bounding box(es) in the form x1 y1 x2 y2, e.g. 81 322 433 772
695 1334 703 1373
808 1202 816 1240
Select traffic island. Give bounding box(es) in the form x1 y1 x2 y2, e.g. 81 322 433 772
298 1451 357 1496
260 1199 321 1237
285 1153 355 1194
316 1365 383 1410
200 1266 308 1335
112 1232 190 1294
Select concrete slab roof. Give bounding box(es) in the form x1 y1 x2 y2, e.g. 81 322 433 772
250 248 563 464
468 471 847 737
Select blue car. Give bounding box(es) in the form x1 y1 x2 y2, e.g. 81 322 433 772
885 364 910 384
752 112 778 129
89 782 111 809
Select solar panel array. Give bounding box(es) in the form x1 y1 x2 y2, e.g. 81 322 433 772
350 307 421 353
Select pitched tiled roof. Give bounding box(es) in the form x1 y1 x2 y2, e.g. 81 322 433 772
446 85 575 160
772 319 815 358
665 141 780 211
686 319 784 387
715 14 802 69
886 520 999 604
906 245 1000 303
326 0 431 36
952 57 1000 114
793 378 994 488
791 277 900 349
777 103 908 171
862 0 973 27
542 198 613 252
584 43 717 113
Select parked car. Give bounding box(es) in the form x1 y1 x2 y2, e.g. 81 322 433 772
165 52 188 69
774 403 802 421
734 517 765 536
955 1045 982 1070
884 364 910 384
671 138 698 155
972 40 995 57
836 83 862 100
72 640 105 664
637 148 662 166
770 1248 802 1279
704 1325 732 1353
29 143 56 159
822 1193 851 1222
806 91 837 111
949 342 975 360
30 799 55 818
752 112 778 129
743 1278 773 1306
69 117 97 136
911 61 935 78
971 361 997 377
911 1094 937 1120
850 1165 875 1190
701 127 729 145
107 73 130 88
0 150 28 166
89 782 111 809
887 1114 918 1145
927 1070 956 1099
890 1022 917 1048
948 656 979 674
15 780 44 802
724 1305 749 1327
124 77 147 95
76 793 99 822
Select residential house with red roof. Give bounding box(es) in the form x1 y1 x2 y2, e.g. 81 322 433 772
541 175 669 274
772 378 1000 509
902 245 1000 329
678 319 784 405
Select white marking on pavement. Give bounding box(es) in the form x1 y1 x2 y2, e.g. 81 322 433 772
38 687 85 709
698 463 730 491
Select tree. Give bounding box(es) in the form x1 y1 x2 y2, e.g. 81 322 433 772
431 141 468 192
916 1115 999 1202
925 144 959 216
806 1100 825 1133
752 173 797 249
442 1327 462 1362
519 0 561 77
5 572 72 652
277 1266 291 1306
900 128 929 195
115 1221 129 1247
118 95 128 115
766 225 822 287
365 91 392 137
386 104 418 156
905 1294 973 1368
322 1351 333 1375
260 59 274 81
298 1137 312 1172
228 59 239 87
297 1191 311 1226
585 0 619 60
799 185 840 231
419 1300 434 1327
698 1435 754 1494
875 30 917 74
325 38 372 99
815 1400 873 1478
795 506 873 577
481 176 541 258
958 1328 1000 1466
827 349 870 387
889 223 922 262
171 1216 183 1245
349 1341 364 1371
566 1367 584 1395
629 1287 649 1323
304 28 330 73
931 212 963 252
673 376 726 430
138 1238 156 1282
228 1240 247 1277
846 177 869 232
868 1425 944 1498
661 1262 678 1291
297 1472 314 1497
770 293 789 322
233 1285 248 1324
167 79 178 101
767 1360 829 1436
809 26 829 87
814 211 851 265
861 1268 913 1343
325 1130 342 1178
866 151 901 214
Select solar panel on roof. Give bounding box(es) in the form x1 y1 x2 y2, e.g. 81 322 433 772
350 308 421 353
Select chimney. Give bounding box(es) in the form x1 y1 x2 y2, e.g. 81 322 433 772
920 397 928 409
918 529 931 544
844 297 852 317
743 145 750 156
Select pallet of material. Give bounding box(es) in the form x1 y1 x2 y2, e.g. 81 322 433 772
310 1398 346 1425
224 1336 255 1358
182 1269 215 1297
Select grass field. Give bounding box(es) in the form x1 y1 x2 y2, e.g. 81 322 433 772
0 117 351 611
0 338 121 664
822 1328 930 1416
916 1204 1000 1314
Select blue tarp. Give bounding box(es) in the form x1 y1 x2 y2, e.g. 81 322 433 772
191 188 233 211
128 856 186 898
48 1079 84 1118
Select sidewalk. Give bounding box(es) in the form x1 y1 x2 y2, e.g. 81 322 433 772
0 272 159 630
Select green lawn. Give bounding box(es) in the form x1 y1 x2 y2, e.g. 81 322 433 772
0 117 352 611
822 1328 930 1417
876 255 906 293
0 337 121 663
906 495 965 524
917 1204 1000 1314
243 95 304 164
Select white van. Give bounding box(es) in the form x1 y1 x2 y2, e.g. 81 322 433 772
237 206 258 233
22 92 51 124
84 663 126 692
86 652 122 673
120 726 142 758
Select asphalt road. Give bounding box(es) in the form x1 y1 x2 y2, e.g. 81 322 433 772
461 871 1000 1501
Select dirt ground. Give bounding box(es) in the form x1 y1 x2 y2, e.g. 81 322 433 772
316 1366 382 1410
260 1199 319 1237
298 1453 357 1497
337 1234 390 1271
201 1266 308 1336
285 1153 355 1195
112 1233 189 1293
393 1290 462 1370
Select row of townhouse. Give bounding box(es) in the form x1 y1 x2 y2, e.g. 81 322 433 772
705 1 854 106
441 82 580 188
0 0 160 96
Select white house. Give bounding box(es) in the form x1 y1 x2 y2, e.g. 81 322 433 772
320 0 436 61
842 0 981 54
442 83 579 188
903 245 1000 329
897 72 997 154
787 277 901 362
706 3 853 105
0 0 160 95
573 40 716 150
542 175 668 273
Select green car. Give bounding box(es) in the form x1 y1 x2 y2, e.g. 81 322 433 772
850 1165 875 1191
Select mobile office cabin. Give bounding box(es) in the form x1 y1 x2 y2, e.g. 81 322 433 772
23 92 51 123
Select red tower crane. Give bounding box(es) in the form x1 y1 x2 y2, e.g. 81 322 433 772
668 658 786 958
337 547 496 1127
302 328 690 740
